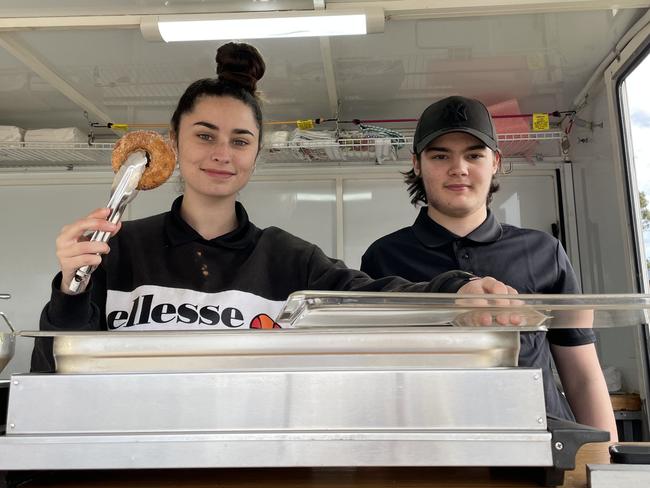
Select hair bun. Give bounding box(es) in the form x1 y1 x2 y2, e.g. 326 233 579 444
215 42 265 93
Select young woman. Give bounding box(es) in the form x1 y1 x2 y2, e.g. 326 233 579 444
31 43 515 372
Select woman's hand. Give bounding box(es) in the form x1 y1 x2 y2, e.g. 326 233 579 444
56 208 121 294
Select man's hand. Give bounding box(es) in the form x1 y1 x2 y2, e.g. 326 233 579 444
458 276 517 295
456 276 522 326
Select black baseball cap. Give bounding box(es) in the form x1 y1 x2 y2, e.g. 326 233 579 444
413 96 498 155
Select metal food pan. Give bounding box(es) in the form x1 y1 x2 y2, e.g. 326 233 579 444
0 307 15 374
0 333 13 373
23 328 521 373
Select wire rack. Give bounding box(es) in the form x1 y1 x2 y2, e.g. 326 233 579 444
260 131 565 165
0 142 113 168
0 132 565 168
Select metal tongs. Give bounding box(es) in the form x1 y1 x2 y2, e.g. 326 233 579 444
68 150 149 294
0 293 13 334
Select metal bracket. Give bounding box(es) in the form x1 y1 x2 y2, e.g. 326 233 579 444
542 416 611 486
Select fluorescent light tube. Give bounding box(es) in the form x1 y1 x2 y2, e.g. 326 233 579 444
141 10 384 42
160 15 366 41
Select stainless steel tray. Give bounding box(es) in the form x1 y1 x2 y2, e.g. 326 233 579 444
23 328 521 373
0 310 15 374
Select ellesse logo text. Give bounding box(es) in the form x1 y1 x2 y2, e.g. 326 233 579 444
107 294 244 329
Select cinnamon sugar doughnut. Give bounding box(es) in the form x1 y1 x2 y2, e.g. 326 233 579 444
112 131 176 190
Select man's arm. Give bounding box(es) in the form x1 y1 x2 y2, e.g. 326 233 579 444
551 342 618 441
549 240 616 436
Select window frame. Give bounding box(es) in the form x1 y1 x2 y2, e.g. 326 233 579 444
605 22 650 292
605 19 650 439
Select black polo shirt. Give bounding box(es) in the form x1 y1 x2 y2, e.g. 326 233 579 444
361 207 596 420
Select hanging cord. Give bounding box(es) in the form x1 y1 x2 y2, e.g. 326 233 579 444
340 111 576 125
261 118 339 127
334 99 342 141
557 112 577 136
357 123 407 149
83 111 95 144
89 110 578 133
345 118 418 124
565 117 575 135
90 122 167 130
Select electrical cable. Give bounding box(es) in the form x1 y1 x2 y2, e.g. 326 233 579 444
89 111 579 132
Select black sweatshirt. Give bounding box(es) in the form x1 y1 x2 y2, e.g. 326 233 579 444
31 197 473 372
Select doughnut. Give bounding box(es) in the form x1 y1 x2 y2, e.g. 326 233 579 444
111 131 176 190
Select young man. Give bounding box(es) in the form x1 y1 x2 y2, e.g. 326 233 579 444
361 96 617 439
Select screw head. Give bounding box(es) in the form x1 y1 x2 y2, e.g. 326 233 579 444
555 442 564 450
537 417 544 424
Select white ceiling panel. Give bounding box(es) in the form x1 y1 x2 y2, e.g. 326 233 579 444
0 29 330 132
331 8 643 121
0 0 314 16
0 4 645 136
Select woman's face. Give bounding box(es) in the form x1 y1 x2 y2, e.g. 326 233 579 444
173 95 259 202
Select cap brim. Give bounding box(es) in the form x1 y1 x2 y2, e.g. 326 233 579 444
414 128 498 154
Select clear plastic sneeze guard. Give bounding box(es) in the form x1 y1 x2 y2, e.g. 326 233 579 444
276 291 650 330
18 292 650 374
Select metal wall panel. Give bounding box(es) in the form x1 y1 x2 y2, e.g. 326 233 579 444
7 369 546 434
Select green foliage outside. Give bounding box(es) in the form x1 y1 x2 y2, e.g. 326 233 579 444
641 192 650 270
641 192 650 230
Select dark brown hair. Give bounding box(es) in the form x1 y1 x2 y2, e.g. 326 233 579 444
403 152 500 206
170 42 266 144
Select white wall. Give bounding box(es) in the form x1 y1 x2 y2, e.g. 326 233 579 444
341 170 563 270
571 91 637 293
570 84 642 392
0 173 114 379
0 164 564 378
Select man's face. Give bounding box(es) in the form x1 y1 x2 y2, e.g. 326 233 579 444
413 131 500 219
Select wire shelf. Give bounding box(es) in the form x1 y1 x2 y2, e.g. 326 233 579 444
0 142 113 168
260 131 565 165
0 132 565 168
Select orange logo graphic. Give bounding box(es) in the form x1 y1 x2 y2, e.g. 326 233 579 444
249 314 282 329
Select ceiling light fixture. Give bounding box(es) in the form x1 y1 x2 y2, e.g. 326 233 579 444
140 9 385 42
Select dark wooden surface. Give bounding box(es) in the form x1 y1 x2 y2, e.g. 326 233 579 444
4 441 638 488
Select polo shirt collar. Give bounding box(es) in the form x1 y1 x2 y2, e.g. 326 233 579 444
412 206 503 248
165 195 258 249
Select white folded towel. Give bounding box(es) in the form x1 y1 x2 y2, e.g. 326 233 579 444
0 125 24 142
24 127 87 143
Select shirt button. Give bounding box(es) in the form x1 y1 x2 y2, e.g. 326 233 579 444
463 253 470 260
